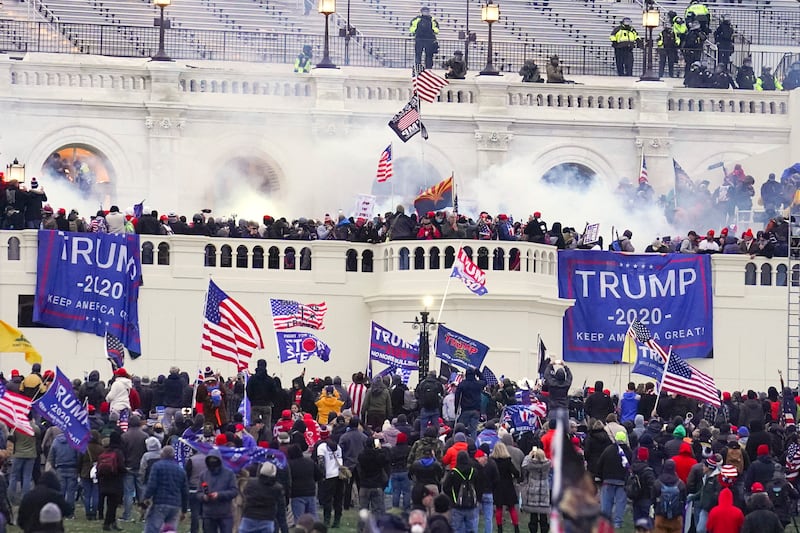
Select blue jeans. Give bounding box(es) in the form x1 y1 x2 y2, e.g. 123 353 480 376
458 410 481 440
391 472 411 510
203 516 234 533
697 509 708 533
291 495 317 521
122 470 142 520
238 517 275 533
81 478 99 518
479 493 494 533
56 467 78 516
452 507 479 533
600 483 627 529
144 504 181 533
632 499 651 522
418 409 440 434
9 457 35 502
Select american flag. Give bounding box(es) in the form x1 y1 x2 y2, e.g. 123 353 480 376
413 68 449 103
0 382 35 436
270 299 327 330
482 366 499 387
639 155 648 183
628 320 669 361
202 280 265 371
662 351 720 407
397 105 420 131
376 144 393 183
117 408 129 433
105 331 125 370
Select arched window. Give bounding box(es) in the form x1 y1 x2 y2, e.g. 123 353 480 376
284 247 296 270
760 263 772 286
477 247 490 270
444 246 456 269
399 247 410 271
509 248 520 271
252 246 264 269
793 265 800 287
462 246 474 261
346 249 358 272
7 236 20 261
141 242 154 265
268 246 280 269
744 262 756 285
157 242 170 265
236 245 248 268
204 244 216 267
300 247 312 271
414 247 425 270
429 247 440 270
777 264 788 286
493 247 505 270
362 250 374 273
220 245 233 268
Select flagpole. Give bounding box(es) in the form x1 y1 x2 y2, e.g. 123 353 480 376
436 239 464 324
652 345 672 417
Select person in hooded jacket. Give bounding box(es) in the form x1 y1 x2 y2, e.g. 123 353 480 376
390 432 412 511
239 461 286 533
520 447 550 533
706 487 744 533
79 371 106 410
357 438 391 518
339 418 367 510
98 431 126 531
542 361 572 411
744 445 775 489
78 430 104 520
584 420 612 479
316 436 344 528
744 421 771 463
199 449 238 533
315 386 344 426
597 431 633 529
620 382 641 423
17 471 71 533
631 446 657 521
740 391 764 428
652 459 686 533
361 377 392 431
290 375 317 419
673 442 698 483
287 444 322 521
246 359 278 435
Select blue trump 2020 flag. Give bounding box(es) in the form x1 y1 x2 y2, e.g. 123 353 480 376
180 438 287 473
32 367 90 453
276 332 330 364
435 325 490 370
558 250 713 364
34 231 143 354
369 321 419 371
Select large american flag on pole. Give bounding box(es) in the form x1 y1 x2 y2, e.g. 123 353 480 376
0 382 35 436
270 299 327 330
413 67 449 103
202 280 264 371
639 155 648 183
661 351 720 407
376 144 393 183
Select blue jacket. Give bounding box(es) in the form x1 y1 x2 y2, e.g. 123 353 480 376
144 458 190 511
456 375 485 411
620 391 640 423
48 434 79 469
199 449 238 518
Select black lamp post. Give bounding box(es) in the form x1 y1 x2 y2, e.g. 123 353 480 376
639 0 660 81
338 0 356 65
5 158 26 183
152 0 172 62
479 0 500 76
317 0 338 69
406 296 439 379
458 0 476 71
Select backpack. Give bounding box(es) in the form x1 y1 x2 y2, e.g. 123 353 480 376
96 449 120 477
726 446 744 475
452 468 477 508
625 470 643 500
419 381 440 410
143 457 159 485
658 483 682 519
403 390 418 411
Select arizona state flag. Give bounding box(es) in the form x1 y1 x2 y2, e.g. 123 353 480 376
414 175 454 213
0 320 43 364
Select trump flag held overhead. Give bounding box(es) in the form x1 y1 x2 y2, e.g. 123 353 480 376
435 325 490 370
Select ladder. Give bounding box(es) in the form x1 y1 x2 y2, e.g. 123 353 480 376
788 207 800 388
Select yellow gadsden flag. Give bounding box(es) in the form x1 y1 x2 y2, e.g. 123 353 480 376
621 326 637 364
0 320 42 365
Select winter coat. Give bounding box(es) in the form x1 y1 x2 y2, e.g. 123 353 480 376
241 474 286 522
79 371 106 409
597 443 632 483
740 399 764 428
162 373 184 408
706 488 744 533
520 456 550 514
360 382 391 423
246 368 277 407
196 382 228 428
409 457 445 488
17 472 71 533
105 377 132 413
492 456 520 506
357 445 390 489
652 461 686 517
199 450 239 518
442 442 468 469
97 444 126 496
743 455 775 488
584 391 615 421
585 427 612 477
288 452 322 498
620 391 640 423
631 458 656 503
673 442 698 483
315 393 344 425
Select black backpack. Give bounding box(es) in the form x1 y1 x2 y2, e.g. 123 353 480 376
452 468 476 508
625 470 643 500
419 381 440 410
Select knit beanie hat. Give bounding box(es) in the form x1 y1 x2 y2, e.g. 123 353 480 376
673 425 687 438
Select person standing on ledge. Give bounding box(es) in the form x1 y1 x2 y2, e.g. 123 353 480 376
294 45 313 73
410 7 439 69
609 17 639 77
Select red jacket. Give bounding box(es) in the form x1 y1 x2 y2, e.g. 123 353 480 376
442 442 468 469
706 488 744 533
541 429 557 459
672 442 698 483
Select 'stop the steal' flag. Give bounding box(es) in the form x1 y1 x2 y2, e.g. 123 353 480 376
388 95 427 143
558 251 713 363
451 247 488 296
435 325 490 370
369 321 419 371
0 319 42 365
32 367 90 452
34 230 143 354
270 299 327 330
276 331 331 364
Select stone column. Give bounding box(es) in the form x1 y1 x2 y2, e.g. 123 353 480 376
634 84 675 195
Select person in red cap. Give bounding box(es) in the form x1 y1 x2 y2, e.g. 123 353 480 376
525 212 547 244
706 487 744 533
105 368 132 417
743 444 775 488
6 369 23 393
739 229 758 255
698 229 720 253
416 214 441 240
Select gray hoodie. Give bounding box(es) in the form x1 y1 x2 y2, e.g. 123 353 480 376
139 436 162 484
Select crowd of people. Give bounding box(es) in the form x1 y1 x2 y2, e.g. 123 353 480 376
1 358 800 533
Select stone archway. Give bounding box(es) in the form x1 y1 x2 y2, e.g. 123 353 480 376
40 143 116 203
541 162 597 189
211 156 282 215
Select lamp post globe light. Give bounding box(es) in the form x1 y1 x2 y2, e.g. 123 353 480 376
479 0 501 76
5 158 26 183
317 0 338 69
407 296 439 379
640 0 661 81
152 0 172 62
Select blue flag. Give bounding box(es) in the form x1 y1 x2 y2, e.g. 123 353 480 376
369 321 419 371
435 325 490 370
276 332 330 364
632 345 667 381
133 201 144 219
503 404 542 433
451 248 488 296
34 231 143 354
180 439 287 472
32 367 90 453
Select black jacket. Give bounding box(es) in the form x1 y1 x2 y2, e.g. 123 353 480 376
357 446 390 489
241 475 286 522
390 443 411 473
597 443 632 483
455 375 484 412
631 458 657 502
584 391 615 421
18 472 72 531
162 374 184 408
247 368 277 407
288 454 322 498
